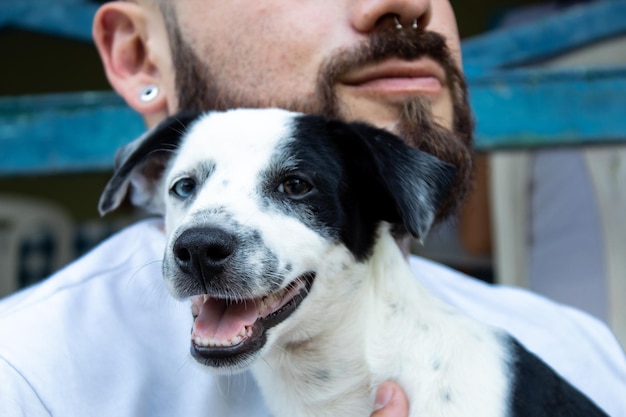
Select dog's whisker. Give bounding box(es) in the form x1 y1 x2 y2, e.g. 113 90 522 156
144 148 177 161
215 374 227 401
169 117 194 137
259 356 276 374
271 342 289 356
122 259 164 298
174 356 197 378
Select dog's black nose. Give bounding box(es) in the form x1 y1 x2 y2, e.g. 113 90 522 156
173 227 237 276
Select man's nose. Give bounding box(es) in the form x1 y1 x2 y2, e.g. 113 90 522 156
349 0 432 33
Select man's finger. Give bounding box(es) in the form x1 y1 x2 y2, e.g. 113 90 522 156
371 381 409 417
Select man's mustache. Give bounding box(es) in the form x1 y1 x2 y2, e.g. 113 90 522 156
316 29 456 119
322 29 453 87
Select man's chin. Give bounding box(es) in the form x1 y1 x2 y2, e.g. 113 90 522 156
429 93 455 130
333 93 403 133
334 89 454 136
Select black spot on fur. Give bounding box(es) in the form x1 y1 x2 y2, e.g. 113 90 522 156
314 369 332 382
261 114 455 261
507 338 608 416
441 388 453 403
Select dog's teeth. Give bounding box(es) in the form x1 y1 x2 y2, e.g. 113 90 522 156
192 325 252 348
260 295 273 314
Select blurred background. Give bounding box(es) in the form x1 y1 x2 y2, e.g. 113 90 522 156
1 0 625 346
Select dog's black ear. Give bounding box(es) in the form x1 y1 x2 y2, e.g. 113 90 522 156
331 120 456 241
98 112 200 216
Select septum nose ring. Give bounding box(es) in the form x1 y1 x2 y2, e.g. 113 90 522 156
394 16 419 30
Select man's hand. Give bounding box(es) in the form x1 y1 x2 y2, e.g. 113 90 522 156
371 381 409 417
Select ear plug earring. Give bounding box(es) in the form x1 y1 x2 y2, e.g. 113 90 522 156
140 85 160 102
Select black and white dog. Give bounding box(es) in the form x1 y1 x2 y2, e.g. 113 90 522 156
100 109 607 417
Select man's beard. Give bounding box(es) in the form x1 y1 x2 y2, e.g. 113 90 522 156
166 23 474 224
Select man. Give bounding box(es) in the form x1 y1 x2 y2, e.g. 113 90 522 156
0 0 624 416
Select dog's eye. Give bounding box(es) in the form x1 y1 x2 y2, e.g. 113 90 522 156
171 178 197 199
278 176 313 197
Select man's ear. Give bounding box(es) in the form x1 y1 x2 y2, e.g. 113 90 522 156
98 113 200 216
93 1 170 120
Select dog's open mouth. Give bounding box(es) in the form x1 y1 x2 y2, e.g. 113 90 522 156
189 273 315 367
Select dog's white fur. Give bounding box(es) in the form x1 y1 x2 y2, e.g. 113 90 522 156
253 229 511 417
159 110 509 416
100 109 606 417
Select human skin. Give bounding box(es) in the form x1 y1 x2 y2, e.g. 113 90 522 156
94 0 463 135
95 0 472 221
93 1 465 415
167 0 460 130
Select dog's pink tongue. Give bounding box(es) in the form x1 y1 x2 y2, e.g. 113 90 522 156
193 297 259 341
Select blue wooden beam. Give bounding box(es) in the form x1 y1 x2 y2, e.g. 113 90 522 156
0 92 144 176
1 65 626 177
1 0 625 176
0 2 98 42
469 66 626 150
462 0 626 75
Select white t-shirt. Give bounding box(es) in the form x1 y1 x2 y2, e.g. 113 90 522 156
1 219 624 416
528 149 608 321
